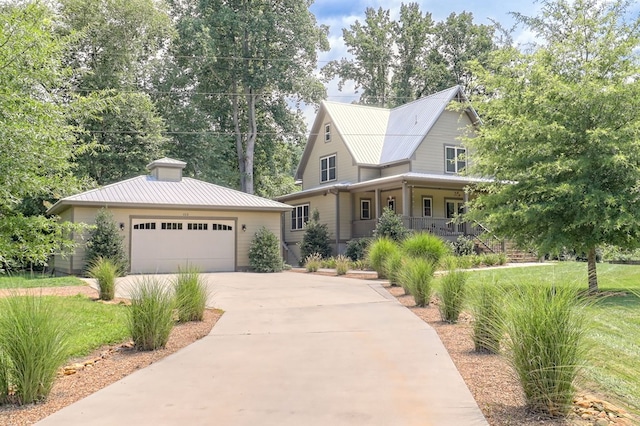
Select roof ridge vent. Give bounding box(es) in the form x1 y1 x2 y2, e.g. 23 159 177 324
147 157 186 182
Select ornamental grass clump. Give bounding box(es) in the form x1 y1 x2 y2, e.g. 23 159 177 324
173 267 209 322
470 282 504 354
504 283 589 416
399 258 435 307
128 278 174 351
401 233 450 265
335 255 350 275
437 269 468 323
366 237 398 279
0 296 69 404
304 253 322 272
384 249 403 287
87 257 119 300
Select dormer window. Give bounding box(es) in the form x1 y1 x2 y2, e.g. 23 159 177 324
324 123 331 142
445 146 466 174
320 154 336 183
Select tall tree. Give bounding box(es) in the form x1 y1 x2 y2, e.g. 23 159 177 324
464 0 640 293
0 2 82 269
322 7 396 107
165 0 328 194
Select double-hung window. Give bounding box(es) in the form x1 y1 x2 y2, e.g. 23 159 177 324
360 199 371 220
291 204 309 230
422 197 433 217
445 146 466 174
320 154 336 183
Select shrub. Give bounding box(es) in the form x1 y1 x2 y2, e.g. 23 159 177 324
452 235 476 256
366 237 398 279
87 257 118 300
299 209 332 263
373 207 410 242
305 253 322 272
402 233 451 265
173 267 209 322
497 253 508 265
85 208 128 273
128 278 174 351
0 351 8 404
322 257 337 269
453 255 473 270
0 296 69 404
248 227 283 273
470 254 483 268
351 259 369 270
503 284 589 416
345 238 371 261
437 270 468 323
482 253 500 266
470 283 504 354
399 258 435 307
384 249 403 287
335 255 349 275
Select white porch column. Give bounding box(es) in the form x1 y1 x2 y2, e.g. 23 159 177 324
402 181 409 216
375 188 381 218
463 189 469 235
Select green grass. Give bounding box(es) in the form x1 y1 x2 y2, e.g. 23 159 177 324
0 273 84 289
468 262 640 415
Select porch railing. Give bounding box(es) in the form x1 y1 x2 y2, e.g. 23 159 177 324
351 217 483 239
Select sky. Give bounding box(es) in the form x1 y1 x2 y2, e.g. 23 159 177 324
299 0 542 128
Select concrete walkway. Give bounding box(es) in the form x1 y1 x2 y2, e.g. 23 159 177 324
38 272 488 426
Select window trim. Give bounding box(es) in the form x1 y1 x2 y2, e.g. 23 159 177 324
387 197 396 212
360 199 371 220
445 145 467 174
320 154 337 183
324 123 331 142
291 203 309 231
422 197 433 217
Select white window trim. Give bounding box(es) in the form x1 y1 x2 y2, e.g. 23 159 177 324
291 203 309 231
387 196 396 212
422 197 433 217
320 154 337 183
324 123 331 142
445 146 467 174
360 199 371 220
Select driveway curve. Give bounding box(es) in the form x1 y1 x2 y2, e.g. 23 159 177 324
38 272 488 426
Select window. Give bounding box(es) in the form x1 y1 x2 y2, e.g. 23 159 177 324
324 123 331 142
161 222 183 230
320 154 336 183
387 197 395 212
133 222 156 230
445 146 466 173
422 197 433 217
212 223 232 231
360 199 371 220
187 223 208 230
291 204 309 230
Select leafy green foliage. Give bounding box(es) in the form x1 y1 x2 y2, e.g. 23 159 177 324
437 270 468 323
399 258 435 307
173 267 209 322
465 0 640 292
451 235 476 257
128 278 174 351
0 296 69 404
87 257 118 300
401 233 451 265
345 238 371 262
85 209 128 272
300 210 332 262
366 237 398 279
373 207 409 242
248 227 284 273
504 284 588 416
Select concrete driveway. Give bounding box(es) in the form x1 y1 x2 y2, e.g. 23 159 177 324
38 272 488 426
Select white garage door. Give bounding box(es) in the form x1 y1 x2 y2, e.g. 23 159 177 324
130 218 235 273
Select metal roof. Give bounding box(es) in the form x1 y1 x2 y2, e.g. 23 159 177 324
48 176 292 215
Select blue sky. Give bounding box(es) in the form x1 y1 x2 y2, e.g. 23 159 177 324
300 1 542 126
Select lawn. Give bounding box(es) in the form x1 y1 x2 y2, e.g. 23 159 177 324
466 262 640 414
0 273 85 289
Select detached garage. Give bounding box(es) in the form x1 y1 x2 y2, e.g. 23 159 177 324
48 158 292 275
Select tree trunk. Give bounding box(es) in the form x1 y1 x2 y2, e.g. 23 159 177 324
231 81 247 192
587 246 598 295
244 88 256 195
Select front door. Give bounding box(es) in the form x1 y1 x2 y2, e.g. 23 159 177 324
445 200 464 233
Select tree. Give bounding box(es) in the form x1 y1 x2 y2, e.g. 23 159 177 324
85 208 128 271
464 0 640 293
299 209 332 262
0 2 83 270
165 0 329 194
322 7 396 107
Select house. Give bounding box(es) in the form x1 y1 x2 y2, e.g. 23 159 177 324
276 86 486 265
47 158 292 275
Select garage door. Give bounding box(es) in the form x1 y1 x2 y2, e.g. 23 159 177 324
130 218 235 273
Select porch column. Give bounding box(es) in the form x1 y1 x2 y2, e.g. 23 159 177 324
463 190 469 235
375 188 381 218
402 181 409 217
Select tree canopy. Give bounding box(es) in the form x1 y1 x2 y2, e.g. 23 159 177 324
464 0 640 293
